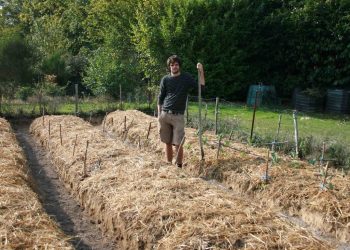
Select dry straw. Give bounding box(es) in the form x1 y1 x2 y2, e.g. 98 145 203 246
105 110 350 244
0 118 73 249
30 115 333 249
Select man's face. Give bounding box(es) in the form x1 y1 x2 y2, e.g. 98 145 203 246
170 62 180 75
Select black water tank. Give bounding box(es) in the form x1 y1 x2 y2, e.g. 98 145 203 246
326 89 350 114
294 91 323 113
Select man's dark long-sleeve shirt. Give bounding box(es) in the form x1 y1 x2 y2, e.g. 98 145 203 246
158 72 197 113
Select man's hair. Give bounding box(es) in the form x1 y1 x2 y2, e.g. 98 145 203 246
167 55 182 71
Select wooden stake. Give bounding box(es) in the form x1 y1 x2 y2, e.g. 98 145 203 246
216 136 222 160
138 135 141 149
321 161 329 189
83 140 89 177
175 136 186 165
124 116 127 132
111 117 114 126
264 149 270 183
59 124 62 146
72 134 78 156
146 122 152 139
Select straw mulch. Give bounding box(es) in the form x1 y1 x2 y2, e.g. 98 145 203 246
105 110 350 243
30 114 335 249
0 118 73 249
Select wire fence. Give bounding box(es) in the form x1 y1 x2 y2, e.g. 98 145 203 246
185 95 350 169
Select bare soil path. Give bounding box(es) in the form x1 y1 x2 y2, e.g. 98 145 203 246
11 119 116 250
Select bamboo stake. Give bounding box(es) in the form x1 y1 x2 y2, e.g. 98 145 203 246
175 136 186 165
72 134 78 156
83 140 89 177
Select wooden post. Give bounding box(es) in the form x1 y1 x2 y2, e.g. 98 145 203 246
198 70 205 161
124 116 127 132
175 136 186 165
75 84 78 116
59 124 62 146
146 122 152 139
215 97 219 135
250 90 259 143
72 134 78 156
272 114 282 152
48 120 51 137
83 140 89 177
293 110 299 158
216 136 222 160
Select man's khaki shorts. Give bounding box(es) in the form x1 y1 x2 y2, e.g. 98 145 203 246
158 112 185 145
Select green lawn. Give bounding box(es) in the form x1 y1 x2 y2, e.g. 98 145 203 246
188 102 350 168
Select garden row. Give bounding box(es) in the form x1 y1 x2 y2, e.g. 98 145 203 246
104 110 350 244
0 118 73 249
29 114 333 249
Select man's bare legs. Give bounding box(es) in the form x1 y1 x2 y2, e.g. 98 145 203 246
165 143 173 163
165 143 183 166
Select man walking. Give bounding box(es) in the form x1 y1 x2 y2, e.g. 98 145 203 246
158 55 205 167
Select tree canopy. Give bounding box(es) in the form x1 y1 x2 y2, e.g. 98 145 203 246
0 0 349 100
